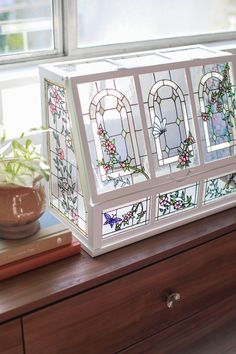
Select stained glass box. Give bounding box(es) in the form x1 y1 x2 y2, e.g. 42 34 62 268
40 45 236 256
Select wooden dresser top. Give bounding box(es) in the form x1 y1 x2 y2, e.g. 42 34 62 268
1 207 236 324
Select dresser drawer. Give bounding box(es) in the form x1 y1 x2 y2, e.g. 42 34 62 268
0 320 23 354
23 232 236 354
121 293 236 354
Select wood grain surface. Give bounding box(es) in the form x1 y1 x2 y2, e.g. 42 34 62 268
121 293 236 354
22 231 236 354
0 320 23 354
1 207 236 324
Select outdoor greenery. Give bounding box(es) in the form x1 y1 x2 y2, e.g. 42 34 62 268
0 127 50 187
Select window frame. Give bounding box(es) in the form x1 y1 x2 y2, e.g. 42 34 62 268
1 0 236 64
1 1 236 133
67 0 236 59
0 0 64 65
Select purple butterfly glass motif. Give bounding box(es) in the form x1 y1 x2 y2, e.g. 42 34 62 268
103 201 147 232
103 213 122 228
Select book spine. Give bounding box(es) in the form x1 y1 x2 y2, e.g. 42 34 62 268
0 241 81 281
0 231 72 266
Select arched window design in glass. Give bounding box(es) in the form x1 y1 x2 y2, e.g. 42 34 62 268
191 62 236 162
140 69 198 176
46 81 87 235
102 197 150 238
78 77 150 194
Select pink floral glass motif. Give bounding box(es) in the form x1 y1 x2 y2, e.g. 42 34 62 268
46 81 87 235
157 184 198 219
139 68 198 175
77 77 150 193
102 198 150 237
191 62 236 162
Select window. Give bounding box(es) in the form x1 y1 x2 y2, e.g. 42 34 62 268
74 0 236 57
76 0 236 48
1 0 236 141
0 0 62 62
1 75 41 139
0 0 62 140
40 46 236 255
1 0 236 61
0 0 53 56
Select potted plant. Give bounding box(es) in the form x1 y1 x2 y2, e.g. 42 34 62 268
0 127 50 239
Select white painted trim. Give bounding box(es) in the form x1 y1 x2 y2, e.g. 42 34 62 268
0 0 63 65
70 32 236 59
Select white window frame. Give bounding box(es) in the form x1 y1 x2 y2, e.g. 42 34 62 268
0 0 63 65
65 0 236 59
1 0 236 64
1 1 236 130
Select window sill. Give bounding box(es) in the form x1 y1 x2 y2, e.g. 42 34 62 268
1 38 236 74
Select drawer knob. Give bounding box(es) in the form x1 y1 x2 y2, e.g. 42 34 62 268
166 292 181 308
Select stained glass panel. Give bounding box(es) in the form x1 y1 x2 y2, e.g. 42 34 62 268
140 68 199 176
191 62 236 162
46 81 87 235
204 172 236 204
78 77 150 194
156 183 199 219
102 197 150 237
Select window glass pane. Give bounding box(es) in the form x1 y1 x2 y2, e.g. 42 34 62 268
45 81 88 236
190 61 236 163
0 0 53 56
140 68 199 177
157 183 199 219
2 82 41 139
102 197 150 238
77 77 150 194
77 0 236 47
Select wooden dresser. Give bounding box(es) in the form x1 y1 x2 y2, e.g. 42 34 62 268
1 208 236 354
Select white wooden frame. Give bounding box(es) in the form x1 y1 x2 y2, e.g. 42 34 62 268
40 46 236 256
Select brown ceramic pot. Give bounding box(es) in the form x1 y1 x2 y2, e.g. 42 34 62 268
0 178 46 239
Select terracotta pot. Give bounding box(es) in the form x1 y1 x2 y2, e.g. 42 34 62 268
0 179 46 239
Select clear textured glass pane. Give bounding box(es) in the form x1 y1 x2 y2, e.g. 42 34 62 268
77 0 236 47
0 0 53 55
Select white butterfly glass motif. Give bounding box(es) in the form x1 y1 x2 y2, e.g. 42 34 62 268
152 116 167 138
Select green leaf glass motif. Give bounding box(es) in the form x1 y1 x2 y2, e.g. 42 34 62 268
97 124 149 181
177 132 196 169
158 184 198 218
47 81 87 234
102 198 150 237
204 173 236 203
201 63 236 142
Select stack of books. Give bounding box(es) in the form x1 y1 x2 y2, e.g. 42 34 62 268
0 212 81 280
